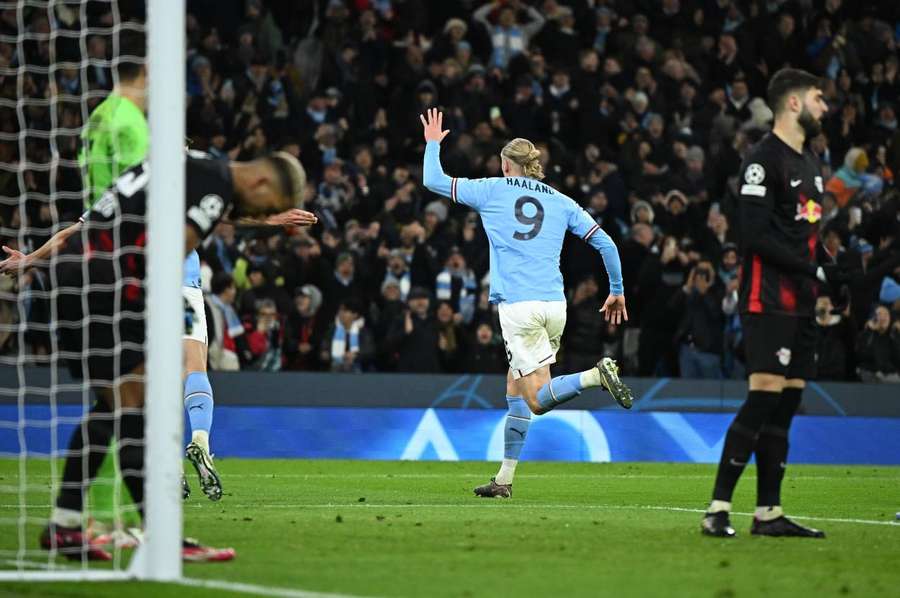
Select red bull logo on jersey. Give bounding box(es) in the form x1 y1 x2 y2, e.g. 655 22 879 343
795 194 822 223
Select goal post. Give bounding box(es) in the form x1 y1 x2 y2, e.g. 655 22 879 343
0 0 185 582
132 0 185 581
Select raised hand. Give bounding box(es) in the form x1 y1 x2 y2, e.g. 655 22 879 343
599 294 628 325
419 108 450 143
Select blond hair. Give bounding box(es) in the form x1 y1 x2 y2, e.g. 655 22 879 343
500 138 545 180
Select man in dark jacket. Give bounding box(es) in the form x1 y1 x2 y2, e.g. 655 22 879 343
814 295 856 381
856 305 900 382
463 322 507 374
387 286 441 373
562 276 606 373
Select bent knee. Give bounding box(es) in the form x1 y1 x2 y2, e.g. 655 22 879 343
522 395 547 415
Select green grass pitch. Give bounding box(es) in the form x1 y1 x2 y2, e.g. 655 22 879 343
1 459 898 597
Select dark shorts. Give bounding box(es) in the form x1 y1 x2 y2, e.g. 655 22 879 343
741 313 816 380
55 262 145 383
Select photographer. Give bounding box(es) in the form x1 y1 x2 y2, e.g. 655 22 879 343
671 260 724 379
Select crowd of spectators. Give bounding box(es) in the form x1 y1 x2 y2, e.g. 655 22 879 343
5 0 900 382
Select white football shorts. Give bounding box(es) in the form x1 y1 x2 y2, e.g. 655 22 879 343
498 300 567 379
183 286 208 345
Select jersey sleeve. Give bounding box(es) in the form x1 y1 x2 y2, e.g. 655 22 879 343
422 140 491 210
738 154 774 208
185 155 234 239
567 199 624 295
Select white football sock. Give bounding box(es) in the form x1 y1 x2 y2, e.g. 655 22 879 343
579 367 603 388
192 430 210 452
755 505 783 521
50 507 83 528
708 500 732 513
494 459 518 485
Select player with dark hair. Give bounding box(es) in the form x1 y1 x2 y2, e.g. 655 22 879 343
38 150 314 561
701 68 848 538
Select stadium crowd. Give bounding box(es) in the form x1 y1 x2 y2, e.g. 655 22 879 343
4 0 900 381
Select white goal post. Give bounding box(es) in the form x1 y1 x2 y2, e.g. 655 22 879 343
137 0 185 582
0 0 184 582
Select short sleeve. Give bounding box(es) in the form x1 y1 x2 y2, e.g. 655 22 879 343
451 177 494 210
185 155 233 238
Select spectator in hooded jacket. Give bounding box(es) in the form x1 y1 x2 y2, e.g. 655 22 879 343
283 284 326 371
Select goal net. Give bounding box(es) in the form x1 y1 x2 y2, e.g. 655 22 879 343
0 0 184 581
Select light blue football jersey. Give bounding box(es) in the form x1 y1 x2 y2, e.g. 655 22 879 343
423 141 623 304
183 249 202 289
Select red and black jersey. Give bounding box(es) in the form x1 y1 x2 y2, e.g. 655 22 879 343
737 133 823 317
58 153 234 311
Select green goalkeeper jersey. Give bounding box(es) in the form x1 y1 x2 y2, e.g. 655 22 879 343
79 92 148 208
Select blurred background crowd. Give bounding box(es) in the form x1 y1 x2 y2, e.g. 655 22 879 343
4 0 900 381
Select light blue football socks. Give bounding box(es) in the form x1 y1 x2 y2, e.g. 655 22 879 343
184 371 214 450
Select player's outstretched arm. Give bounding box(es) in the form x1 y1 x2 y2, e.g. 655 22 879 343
421 108 453 198
230 208 318 228
0 221 83 275
421 108 493 209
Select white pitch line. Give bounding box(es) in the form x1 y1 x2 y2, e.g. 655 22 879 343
215 473 900 481
2 502 899 528
2 502 899 527
178 576 372 598
1 558 73 571
213 502 900 527
6 473 900 481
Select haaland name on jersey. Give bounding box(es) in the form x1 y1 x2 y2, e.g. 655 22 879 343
505 177 555 194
